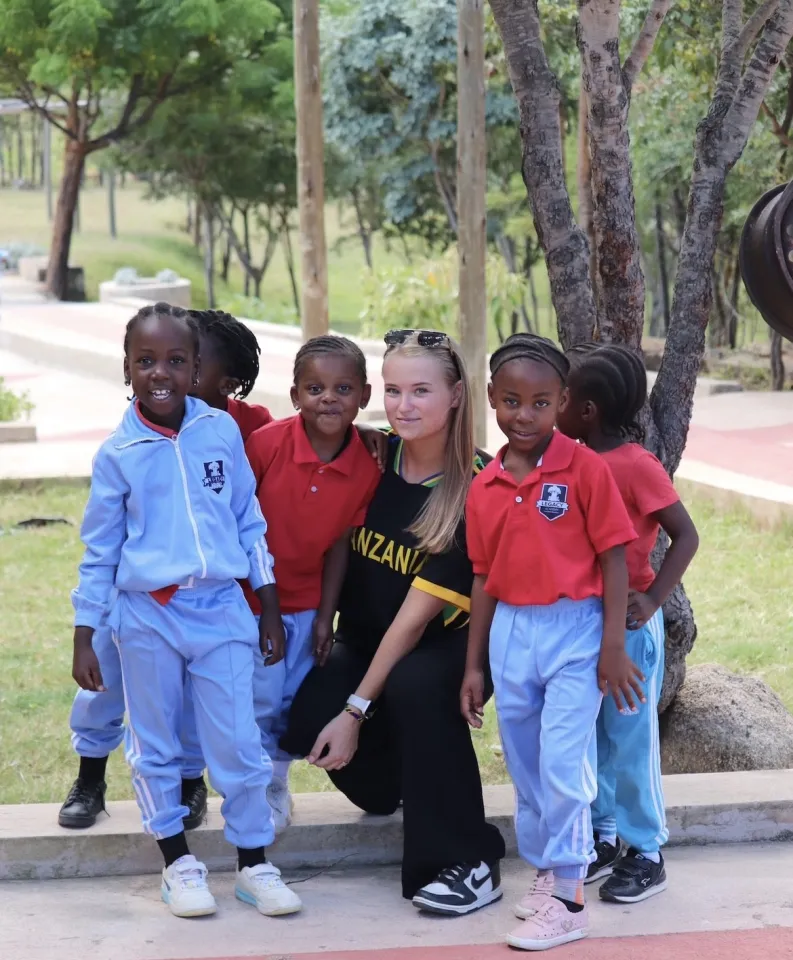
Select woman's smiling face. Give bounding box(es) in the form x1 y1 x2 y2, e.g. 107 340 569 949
382 352 459 442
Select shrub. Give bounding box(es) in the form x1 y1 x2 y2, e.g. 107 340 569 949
0 379 34 422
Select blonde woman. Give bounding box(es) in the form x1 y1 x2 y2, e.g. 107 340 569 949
282 329 505 914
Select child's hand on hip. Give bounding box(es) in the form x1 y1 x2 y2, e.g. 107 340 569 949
598 646 646 714
259 612 286 666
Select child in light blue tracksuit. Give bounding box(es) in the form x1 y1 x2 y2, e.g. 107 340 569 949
71 302 301 920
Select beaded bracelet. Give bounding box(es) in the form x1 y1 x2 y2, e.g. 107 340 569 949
344 704 365 723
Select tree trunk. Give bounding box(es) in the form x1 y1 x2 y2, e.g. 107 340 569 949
0 121 5 187
294 0 329 339
193 201 202 249
351 185 374 269
458 0 488 447
202 204 216 308
577 0 645 348
16 119 24 182
654 201 670 335
46 141 88 300
221 211 233 283
729 250 741 349
108 169 117 239
771 331 786 390
282 222 301 317
576 85 598 292
488 0 597 348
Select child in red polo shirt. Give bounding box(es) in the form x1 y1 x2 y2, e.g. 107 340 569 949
557 344 699 905
245 335 382 833
461 334 642 952
190 309 274 441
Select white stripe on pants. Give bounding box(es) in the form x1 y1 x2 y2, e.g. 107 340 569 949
111 582 273 847
490 598 603 875
592 607 668 852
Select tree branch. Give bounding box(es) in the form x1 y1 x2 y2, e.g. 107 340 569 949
735 0 780 61
722 0 744 51
623 0 676 90
761 99 793 146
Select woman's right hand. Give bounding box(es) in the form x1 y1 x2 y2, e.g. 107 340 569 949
460 668 485 728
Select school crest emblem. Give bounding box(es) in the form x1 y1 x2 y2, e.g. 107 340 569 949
536 482 569 521
202 460 225 494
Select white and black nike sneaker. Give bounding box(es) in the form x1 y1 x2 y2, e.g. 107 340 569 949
585 834 621 884
599 849 667 903
412 861 502 915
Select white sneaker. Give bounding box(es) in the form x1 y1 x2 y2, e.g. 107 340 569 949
161 855 217 918
235 862 302 916
267 777 294 836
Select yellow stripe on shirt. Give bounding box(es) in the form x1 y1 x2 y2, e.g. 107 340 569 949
412 577 471 613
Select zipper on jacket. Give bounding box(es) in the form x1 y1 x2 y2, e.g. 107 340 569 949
171 434 208 579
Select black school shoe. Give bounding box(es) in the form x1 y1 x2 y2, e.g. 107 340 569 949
181 777 209 831
412 861 503 915
585 833 622 884
58 777 107 828
599 849 667 903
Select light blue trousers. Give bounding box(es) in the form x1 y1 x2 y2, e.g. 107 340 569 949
253 610 316 765
111 582 273 847
69 623 204 778
592 608 668 853
490 598 603 878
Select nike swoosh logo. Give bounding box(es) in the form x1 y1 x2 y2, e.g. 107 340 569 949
470 871 491 891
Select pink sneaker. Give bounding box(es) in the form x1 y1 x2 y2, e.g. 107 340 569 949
506 898 588 951
513 870 554 919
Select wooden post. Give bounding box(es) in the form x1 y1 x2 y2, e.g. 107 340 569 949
43 117 52 222
108 167 117 238
294 0 329 339
457 0 488 446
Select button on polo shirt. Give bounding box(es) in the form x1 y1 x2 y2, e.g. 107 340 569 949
466 431 636 607
245 415 381 614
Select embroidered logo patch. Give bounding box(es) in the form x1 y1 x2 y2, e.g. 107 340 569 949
536 482 569 521
202 460 225 494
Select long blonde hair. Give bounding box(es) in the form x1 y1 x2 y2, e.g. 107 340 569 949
384 333 474 554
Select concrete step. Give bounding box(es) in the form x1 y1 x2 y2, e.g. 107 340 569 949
3 771 793 882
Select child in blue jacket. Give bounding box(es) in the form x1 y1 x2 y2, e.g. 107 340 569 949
71 302 301 921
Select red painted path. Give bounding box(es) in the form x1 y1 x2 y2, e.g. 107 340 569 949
202 928 793 960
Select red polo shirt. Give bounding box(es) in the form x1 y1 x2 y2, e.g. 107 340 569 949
600 443 679 592
226 397 273 443
466 432 636 606
245 415 381 614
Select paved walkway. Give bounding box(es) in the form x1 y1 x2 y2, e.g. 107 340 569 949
2 844 793 960
3 275 793 510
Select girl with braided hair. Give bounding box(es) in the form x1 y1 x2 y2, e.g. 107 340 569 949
557 343 699 906
461 333 641 951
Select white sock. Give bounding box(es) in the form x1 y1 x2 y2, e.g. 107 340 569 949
596 818 617 847
639 851 661 863
271 760 291 783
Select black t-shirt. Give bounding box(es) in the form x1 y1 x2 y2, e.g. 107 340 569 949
337 434 489 655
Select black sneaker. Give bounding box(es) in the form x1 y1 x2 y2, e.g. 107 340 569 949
585 834 621 884
599 849 667 903
412 861 502 915
58 777 107 828
181 777 208 831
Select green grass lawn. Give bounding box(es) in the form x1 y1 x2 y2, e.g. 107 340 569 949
0 481 791 806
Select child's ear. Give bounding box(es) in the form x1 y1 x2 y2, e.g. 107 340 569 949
360 383 372 409
290 385 300 411
558 386 570 412
450 379 463 409
581 399 596 421
220 376 241 398
487 382 496 409
193 354 201 386
123 357 131 385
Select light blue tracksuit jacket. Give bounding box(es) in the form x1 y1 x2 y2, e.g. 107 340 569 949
72 397 276 846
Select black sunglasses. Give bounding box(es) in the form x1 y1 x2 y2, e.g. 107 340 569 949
384 329 450 348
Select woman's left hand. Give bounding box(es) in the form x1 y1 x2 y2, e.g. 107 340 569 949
307 711 361 770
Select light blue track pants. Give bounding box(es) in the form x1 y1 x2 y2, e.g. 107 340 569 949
253 610 316 764
69 623 204 778
111 582 274 847
490 598 603 878
591 608 668 853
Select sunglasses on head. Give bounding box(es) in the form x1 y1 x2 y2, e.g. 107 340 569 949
384 329 450 348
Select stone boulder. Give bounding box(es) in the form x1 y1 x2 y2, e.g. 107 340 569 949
660 663 793 774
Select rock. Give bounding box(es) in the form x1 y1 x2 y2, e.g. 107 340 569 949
660 664 793 774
